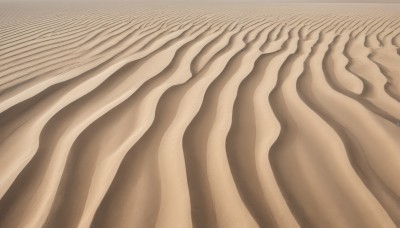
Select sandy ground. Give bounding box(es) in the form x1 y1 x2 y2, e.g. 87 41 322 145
0 3 400 228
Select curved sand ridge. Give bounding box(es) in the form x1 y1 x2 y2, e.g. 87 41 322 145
0 4 400 228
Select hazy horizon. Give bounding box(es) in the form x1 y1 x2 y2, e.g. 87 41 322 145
1 0 400 3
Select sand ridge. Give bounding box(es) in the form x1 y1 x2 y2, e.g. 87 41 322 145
0 3 400 228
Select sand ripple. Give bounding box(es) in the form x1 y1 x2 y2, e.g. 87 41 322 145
0 4 400 228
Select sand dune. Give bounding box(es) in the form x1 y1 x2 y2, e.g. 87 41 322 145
0 3 400 228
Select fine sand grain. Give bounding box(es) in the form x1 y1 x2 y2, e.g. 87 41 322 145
0 3 400 228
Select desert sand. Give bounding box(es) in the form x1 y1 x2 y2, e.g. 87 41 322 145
0 3 400 228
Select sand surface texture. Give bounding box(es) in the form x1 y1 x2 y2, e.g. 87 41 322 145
0 3 400 228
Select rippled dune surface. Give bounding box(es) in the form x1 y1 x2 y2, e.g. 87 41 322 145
1 3 400 228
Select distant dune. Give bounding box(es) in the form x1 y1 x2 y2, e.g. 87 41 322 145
0 4 400 228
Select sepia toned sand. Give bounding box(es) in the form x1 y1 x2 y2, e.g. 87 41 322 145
0 3 400 228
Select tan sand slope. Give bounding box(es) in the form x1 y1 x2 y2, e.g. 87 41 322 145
0 3 400 228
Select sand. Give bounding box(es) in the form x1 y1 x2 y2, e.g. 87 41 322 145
0 3 400 228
